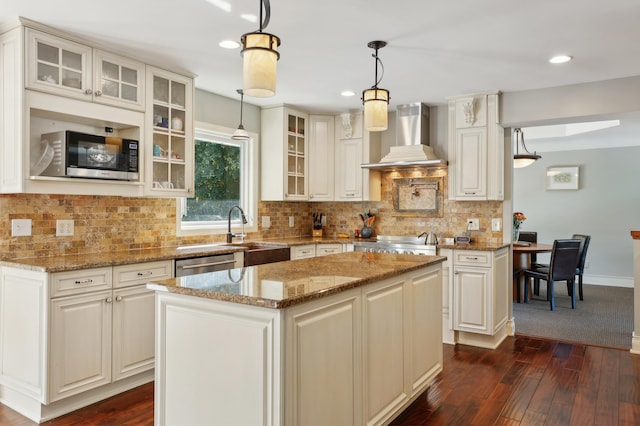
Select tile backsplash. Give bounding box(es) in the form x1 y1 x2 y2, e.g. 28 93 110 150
0 170 503 260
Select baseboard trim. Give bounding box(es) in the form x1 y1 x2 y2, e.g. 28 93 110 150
631 332 640 355
582 274 633 288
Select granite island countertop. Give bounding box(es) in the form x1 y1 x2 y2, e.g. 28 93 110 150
148 251 446 309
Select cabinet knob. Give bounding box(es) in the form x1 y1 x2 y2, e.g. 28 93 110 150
106 297 113 303
94 90 102 96
115 295 123 302
84 89 93 95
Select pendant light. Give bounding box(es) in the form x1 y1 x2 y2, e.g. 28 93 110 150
232 89 250 140
513 128 541 168
240 0 280 97
362 40 390 132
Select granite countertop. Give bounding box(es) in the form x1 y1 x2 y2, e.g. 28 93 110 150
437 242 511 251
0 237 361 272
0 235 507 273
148 251 446 309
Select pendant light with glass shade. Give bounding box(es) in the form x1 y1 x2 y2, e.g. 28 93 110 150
513 128 541 168
362 40 390 132
232 89 250 140
240 0 280 97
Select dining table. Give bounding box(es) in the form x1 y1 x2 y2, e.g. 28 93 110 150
513 242 553 302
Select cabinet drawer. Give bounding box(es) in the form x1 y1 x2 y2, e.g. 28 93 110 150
51 267 113 298
113 260 173 288
454 250 491 267
291 244 316 260
316 244 342 257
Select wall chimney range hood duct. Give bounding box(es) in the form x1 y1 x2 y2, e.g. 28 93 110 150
361 102 447 171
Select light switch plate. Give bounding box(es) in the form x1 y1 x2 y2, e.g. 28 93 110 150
467 218 479 231
56 220 74 236
11 219 32 236
491 218 502 232
261 216 271 228
289 216 294 227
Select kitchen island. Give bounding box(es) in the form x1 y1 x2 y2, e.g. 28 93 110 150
148 251 446 426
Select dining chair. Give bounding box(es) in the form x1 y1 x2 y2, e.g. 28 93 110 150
523 239 581 311
572 234 591 301
518 231 538 264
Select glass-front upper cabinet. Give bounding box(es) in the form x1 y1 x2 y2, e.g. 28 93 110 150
93 50 145 111
146 66 193 197
26 28 92 99
26 29 145 111
260 106 309 201
287 113 306 198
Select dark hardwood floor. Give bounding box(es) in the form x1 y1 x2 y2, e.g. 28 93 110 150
1 335 639 425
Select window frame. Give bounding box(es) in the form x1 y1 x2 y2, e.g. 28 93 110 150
176 121 258 237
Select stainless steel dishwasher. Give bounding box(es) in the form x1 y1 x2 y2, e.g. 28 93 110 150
175 253 236 277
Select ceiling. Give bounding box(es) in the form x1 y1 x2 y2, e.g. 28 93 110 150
3 0 640 114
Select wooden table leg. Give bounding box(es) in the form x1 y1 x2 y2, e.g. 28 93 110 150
513 252 530 303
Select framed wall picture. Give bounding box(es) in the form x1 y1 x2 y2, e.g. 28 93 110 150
546 166 579 190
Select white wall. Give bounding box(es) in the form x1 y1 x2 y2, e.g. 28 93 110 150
513 143 640 287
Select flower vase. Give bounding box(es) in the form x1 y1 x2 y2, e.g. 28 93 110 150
361 226 373 239
513 228 520 242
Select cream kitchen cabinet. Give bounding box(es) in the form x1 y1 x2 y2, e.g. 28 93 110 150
448 93 504 201
261 106 309 201
0 260 171 422
145 66 194 196
452 247 509 349
308 115 334 201
290 244 316 260
316 243 342 257
26 27 145 111
334 112 382 201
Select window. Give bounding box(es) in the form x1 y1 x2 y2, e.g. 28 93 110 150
177 122 257 236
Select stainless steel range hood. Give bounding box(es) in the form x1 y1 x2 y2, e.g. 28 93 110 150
361 102 447 170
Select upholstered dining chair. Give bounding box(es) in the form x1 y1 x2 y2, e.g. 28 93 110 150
572 234 591 301
518 231 538 264
523 239 581 311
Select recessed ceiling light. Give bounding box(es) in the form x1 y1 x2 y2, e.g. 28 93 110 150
341 90 355 97
549 55 572 64
219 40 240 49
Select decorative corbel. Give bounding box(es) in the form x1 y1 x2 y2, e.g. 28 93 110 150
341 113 354 139
461 97 475 125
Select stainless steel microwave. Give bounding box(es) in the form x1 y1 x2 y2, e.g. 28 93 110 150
37 130 139 181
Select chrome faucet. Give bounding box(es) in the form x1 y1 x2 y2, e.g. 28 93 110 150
226 205 248 243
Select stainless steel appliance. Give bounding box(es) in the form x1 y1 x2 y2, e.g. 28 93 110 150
37 130 139 180
175 253 236 277
353 235 437 255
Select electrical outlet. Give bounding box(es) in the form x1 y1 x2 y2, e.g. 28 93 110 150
56 219 74 236
261 216 271 228
11 219 32 236
289 216 294 227
467 218 479 231
491 218 502 232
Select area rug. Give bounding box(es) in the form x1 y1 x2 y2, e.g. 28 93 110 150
512 283 633 350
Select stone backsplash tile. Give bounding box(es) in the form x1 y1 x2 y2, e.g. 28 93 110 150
0 170 503 259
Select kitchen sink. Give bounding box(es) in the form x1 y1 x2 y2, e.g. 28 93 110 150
223 243 291 266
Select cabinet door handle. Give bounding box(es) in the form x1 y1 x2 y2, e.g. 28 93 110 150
137 271 153 276
74 279 94 285
465 256 479 260
105 297 113 303
115 295 123 302
464 192 477 195
94 90 102 96
84 89 93 95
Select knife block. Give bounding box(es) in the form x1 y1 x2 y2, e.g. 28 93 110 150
312 229 323 237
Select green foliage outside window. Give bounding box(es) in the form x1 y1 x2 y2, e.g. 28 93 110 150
182 139 241 221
